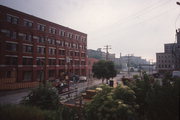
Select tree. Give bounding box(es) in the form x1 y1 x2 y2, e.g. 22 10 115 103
22 83 60 110
84 85 136 120
126 73 180 120
92 60 117 83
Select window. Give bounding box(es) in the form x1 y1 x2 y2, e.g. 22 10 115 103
69 43 72 48
70 60 73 65
23 71 32 81
37 36 45 43
65 42 69 47
70 51 73 56
23 45 33 53
60 41 64 47
59 49 65 55
59 59 65 65
81 61 86 65
66 32 70 38
23 58 33 65
75 60 80 65
5 56 18 65
24 20 33 27
69 33 73 38
37 59 45 65
6 14 19 24
49 27 56 34
81 53 86 57
48 59 56 65
59 30 65 36
56 40 64 46
1 29 10 37
11 32 17 39
47 38 55 45
37 24 45 31
75 52 79 56
56 40 60 45
1 30 17 39
48 70 55 78
5 71 12 78
75 35 80 40
6 43 18 51
37 46 45 54
22 34 32 42
48 48 56 55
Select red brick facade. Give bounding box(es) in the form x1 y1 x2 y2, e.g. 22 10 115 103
0 5 87 90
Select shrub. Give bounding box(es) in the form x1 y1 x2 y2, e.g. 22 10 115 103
0 105 55 120
22 83 60 110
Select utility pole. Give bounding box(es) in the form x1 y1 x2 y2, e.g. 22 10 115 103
119 53 122 72
103 45 111 61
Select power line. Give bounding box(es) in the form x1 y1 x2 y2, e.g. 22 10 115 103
97 0 175 33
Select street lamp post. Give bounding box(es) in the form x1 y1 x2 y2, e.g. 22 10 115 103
37 58 46 86
177 2 180 5
66 56 70 91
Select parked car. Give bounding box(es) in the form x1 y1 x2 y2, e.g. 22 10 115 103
79 76 87 82
70 75 79 83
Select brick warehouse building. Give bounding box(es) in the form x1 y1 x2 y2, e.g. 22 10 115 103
0 5 87 90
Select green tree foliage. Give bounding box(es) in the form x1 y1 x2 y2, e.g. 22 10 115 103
127 73 180 120
145 78 180 120
0 104 80 120
92 60 117 83
113 86 136 106
85 85 136 120
22 83 60 110
0 105 56 120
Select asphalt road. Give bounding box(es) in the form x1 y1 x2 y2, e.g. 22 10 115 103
0 72 139 105
0 79 102 105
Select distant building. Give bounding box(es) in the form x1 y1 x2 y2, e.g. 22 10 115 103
156 29 180 72
87 49 115 61
0 5 87 90
114 55 148 71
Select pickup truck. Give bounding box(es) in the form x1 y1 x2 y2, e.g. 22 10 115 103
172 71 180 78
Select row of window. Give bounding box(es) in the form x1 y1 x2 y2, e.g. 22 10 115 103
6 42 86 56
2 69 86 81
5 56 86 65
157 55 173 58
1 29 86 50
6 14 87 42
157 60 175 63
158 64 173 69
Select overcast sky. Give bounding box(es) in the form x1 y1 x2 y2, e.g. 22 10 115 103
1 0 180 61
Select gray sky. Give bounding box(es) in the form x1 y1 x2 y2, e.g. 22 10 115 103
1 0 180 61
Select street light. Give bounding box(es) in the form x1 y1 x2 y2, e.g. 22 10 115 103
66 56 70 91
37 58 46 85
177 2 180 5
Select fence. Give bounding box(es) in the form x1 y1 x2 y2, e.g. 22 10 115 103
0 81 39 90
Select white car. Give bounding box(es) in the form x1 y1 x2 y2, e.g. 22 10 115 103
79 76 87 82
172 71 180 78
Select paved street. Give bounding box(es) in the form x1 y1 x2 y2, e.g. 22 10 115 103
59 78 102 102
0 79 102 105
0 89 30 104
0 73 138 105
